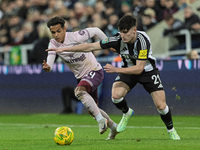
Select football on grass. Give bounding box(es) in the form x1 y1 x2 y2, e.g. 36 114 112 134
54 126 74 145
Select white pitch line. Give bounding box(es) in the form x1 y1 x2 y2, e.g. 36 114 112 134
0 123 199 130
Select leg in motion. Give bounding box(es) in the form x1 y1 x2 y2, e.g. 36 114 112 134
151 90 180 140
99 109 118 140
112 82 134 133
75 86 108 134
90 88 118 139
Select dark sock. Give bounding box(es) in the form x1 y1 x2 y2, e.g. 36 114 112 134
114 99 129 113
160 108 173 130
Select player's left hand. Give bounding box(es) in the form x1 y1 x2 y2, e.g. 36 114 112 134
42 60 51 72
103 64 117 73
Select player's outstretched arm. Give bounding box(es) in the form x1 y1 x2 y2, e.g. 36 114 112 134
46 42 102 53
103 60 146 75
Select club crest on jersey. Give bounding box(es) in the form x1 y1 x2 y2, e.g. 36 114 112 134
102 38 109 44
138 49 147 59
78 30 85 35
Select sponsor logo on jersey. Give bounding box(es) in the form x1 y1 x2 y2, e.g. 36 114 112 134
138 49 147 59
65 54 86 63
121 54 131 59
102 38 109 44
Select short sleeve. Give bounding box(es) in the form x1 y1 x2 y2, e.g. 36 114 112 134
136 34 150 60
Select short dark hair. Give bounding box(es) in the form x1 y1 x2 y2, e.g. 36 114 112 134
47 16 65 28
117 15 137 31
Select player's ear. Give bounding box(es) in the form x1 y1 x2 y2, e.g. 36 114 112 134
64 26 67 32
133 26 137 32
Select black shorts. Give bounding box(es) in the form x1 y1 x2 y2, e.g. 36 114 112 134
114 69 164 93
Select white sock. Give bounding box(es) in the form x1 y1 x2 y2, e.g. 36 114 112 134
77 91 100 116
167 127 175 132
125 108 132 116
110 122 117 131
99 108 116 128
95 113 104 122
157 105 169 115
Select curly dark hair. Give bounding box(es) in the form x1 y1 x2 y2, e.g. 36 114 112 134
117 15 137 31
47 16 65 28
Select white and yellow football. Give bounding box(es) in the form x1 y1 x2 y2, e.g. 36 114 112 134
53 126 74 145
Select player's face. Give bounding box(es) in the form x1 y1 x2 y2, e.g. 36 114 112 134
49 24 66 43
119 26 137 44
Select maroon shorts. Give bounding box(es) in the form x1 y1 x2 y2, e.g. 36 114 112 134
77 69 104 103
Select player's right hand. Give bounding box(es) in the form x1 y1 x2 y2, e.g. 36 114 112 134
109 47 117 52
42 60 51 72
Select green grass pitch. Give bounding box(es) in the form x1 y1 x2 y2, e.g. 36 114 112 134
0 114 199 150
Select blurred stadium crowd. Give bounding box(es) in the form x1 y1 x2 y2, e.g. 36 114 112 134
0 0 199 64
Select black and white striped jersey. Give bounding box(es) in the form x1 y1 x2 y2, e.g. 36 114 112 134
100 31 157 72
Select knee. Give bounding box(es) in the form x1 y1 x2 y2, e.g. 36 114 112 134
156 103 167 111
74 89 81 100
112 91 123 100
111 91 125 104
157 105 169 115
74 87 86 100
